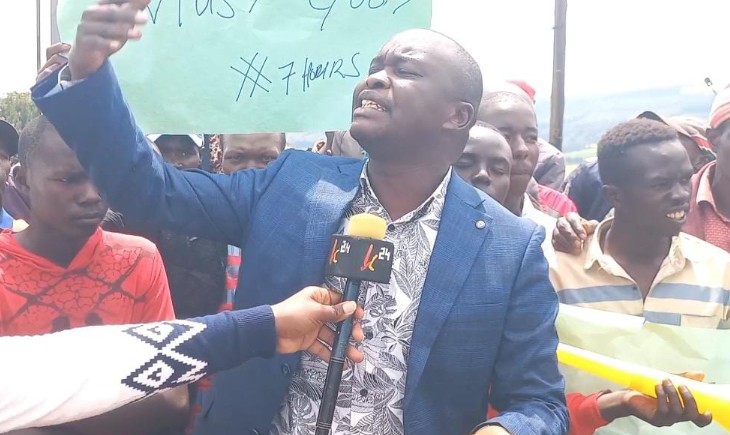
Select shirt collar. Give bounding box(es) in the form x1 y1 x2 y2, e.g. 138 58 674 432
521 193 538 217
584 218 686 272
358 162 451 224
695 162 730 224
696 161 716 207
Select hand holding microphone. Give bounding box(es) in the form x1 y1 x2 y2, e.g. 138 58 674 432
315 213 395 435
272 286 365 362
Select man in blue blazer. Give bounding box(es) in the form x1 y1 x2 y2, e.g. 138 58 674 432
32 2 567 434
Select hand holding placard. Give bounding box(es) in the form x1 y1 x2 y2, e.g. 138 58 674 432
58 0 432 133
68 0 150 80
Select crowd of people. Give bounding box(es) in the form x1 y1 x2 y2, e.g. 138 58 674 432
0 1 729 434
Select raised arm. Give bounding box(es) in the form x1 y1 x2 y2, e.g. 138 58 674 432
31 0 282 244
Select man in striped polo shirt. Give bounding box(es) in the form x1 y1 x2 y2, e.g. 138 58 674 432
459 119 715 433
550 118 730 329
549 118 729 432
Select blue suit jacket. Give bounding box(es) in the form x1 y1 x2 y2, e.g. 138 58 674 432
33 62 567 435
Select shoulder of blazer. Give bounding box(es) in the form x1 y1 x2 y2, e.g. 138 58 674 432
447 172 539 239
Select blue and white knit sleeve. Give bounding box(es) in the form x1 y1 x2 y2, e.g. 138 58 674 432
0 306 275 432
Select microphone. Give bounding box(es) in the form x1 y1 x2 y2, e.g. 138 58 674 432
315 213 394 435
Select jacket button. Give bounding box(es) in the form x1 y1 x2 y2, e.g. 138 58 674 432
281 363 291 376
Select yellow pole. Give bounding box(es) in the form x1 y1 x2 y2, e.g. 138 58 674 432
557 343 730 430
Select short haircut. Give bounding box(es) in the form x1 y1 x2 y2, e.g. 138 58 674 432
18 115 54 167
448 40 483 112
478 91 533 118
597 118 679 185
411 29 483 113
220 133 286 150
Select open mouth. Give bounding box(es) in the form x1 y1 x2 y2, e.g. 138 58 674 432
666 210 687 221
360 99 387 112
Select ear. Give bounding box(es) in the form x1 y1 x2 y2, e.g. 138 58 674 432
707 127 720 151
16 164 30 195
602 184 621 209
442 102 475 132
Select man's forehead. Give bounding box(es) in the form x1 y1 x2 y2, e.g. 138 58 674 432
626 140 682 158
35 139 81 169
624 140 690 177
481 102 536 127
377 42 426 59
466 136 511 158
377 31 451 61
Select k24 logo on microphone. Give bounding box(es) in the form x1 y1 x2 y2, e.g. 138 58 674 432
326 236 394 284
360 244 392 272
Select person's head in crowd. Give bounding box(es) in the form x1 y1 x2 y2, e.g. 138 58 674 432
149 134 202 169
637 111 714 173
678 85 730 251
598 118 692 238
707 87 730 181
349 29 482 167
478 88 538 215
17 116 107 245
0 120 19 183
454 121 512 204
220 133 285 173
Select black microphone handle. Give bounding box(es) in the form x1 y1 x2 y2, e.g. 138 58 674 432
315 278 361 435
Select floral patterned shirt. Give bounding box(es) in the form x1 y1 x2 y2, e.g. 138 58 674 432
272 166 451 435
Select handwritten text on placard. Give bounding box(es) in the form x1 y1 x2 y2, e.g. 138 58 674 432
58 0 431 133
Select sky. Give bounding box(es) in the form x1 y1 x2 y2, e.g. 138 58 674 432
1 0 729 97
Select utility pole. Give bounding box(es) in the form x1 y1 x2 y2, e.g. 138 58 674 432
36 0 42 72
549 0 567 150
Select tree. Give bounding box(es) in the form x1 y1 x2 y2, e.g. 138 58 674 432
0 92 40 132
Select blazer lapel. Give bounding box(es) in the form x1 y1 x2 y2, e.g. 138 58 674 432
300 158 366 284
404 175 492 411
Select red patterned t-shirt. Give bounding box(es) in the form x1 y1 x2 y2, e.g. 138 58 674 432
0 228 175 335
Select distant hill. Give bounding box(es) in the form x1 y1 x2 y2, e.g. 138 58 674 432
535 86 716 155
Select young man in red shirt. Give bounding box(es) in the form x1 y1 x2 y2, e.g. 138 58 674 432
0 116 187 434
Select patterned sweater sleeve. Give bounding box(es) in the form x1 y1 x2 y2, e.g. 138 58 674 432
0 307 275 433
